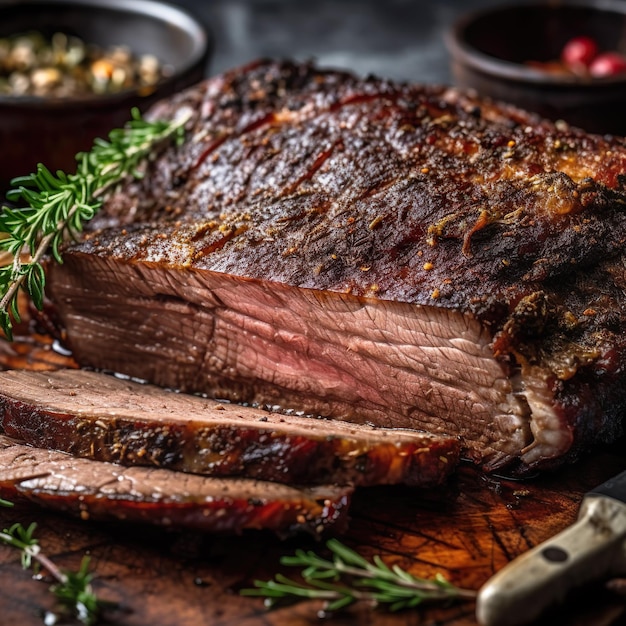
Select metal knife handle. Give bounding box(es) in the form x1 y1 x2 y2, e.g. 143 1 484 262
476 494 626 626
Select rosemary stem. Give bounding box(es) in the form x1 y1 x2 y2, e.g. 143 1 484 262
0 253 24 314
33 549 69 585
0 231 54 315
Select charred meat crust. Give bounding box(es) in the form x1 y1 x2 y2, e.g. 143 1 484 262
0 435 352 535
46 59 626 473
0 369 459 487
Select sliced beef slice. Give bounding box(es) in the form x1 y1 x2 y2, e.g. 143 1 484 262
0 369 459 487
44 60 626 474
0 435 352 535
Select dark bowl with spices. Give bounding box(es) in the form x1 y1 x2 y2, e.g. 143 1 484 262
445 0 626 136
0 0 212 193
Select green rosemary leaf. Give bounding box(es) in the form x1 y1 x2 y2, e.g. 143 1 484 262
327 538 372 570
0 311 12 340
0 205 33 232
52 556 101 625
36 164 62 192
390 596 422 611
373 554 394 575
19 521 37 544
9 295 21 325
435 572 455 587
0 497 14 508
1 521 39 569
242 576 322 600
326 594 355 612
26 263 46 310
364 577 418 596
301 565 338 580
6 177 33 198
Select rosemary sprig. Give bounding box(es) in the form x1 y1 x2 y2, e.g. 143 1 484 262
0 106 190 340
241 538 477 613
0 497 116 624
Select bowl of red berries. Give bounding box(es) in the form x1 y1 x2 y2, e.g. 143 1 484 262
446 0 626 135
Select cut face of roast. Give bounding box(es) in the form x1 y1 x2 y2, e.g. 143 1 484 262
48 258 536 470
44 60 626 474
0 435 352 535
0 369 459 487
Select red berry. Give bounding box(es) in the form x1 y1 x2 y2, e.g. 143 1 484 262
561 36 598 68
589 52 626 77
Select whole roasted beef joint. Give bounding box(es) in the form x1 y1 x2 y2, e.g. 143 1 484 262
40 59 626 476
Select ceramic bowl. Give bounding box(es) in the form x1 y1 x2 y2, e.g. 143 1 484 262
0 0 212 193
446 0 626 135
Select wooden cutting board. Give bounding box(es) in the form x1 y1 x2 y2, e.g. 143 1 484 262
0 328 624 626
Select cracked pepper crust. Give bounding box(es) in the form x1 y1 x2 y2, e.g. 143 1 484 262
52 59 626 472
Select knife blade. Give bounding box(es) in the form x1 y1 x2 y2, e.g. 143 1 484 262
476 469 626 626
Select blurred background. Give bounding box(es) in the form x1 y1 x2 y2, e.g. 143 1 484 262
2 0 626 189
170 0 507 84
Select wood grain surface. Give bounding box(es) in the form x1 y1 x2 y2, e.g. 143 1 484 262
0 329 625 625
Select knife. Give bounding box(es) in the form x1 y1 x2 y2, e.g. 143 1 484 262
476 469 626 626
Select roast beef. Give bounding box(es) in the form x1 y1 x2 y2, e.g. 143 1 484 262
43 59 626 474
0 434 351 534
0 369 459 487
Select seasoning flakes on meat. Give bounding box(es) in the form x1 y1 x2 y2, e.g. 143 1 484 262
43 59 626 475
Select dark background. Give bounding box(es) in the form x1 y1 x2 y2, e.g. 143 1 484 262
171 0 508 85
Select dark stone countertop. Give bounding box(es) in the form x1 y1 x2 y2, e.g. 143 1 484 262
173 0 508 84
